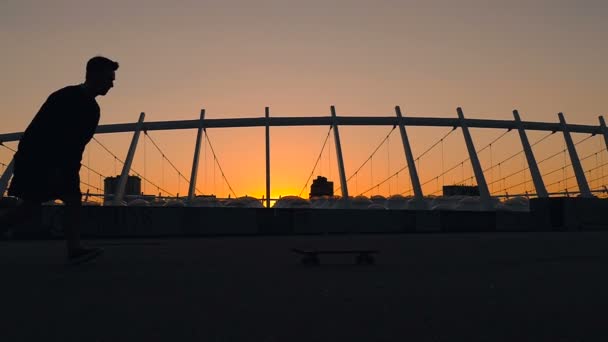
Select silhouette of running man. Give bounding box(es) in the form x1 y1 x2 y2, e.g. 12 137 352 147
0 56 118 264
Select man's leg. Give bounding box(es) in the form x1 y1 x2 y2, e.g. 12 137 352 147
62 196 103 263
62 197 83 252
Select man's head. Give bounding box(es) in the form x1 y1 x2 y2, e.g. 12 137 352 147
85 56 119 96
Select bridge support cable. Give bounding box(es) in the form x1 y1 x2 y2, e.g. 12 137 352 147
80 180 103 196
265 107 271 208
80 163 106 196
387 132 391 195
517 134 595 195
588 173 608 197
95 130 191 199
446 125 520 197
338 120 431 197
422 125 513 196
0 143 17 197
406 127 457 195
145 128 203 198
0 158 14 197
370 157 373 194
188 109 206 201
0 142 16 153
513 110 547 197
492 131 557 193
114 112 146 204
358 165 410 197
474 128 511 193
395 106 424 204
330 106 349 205
502 174 534 195
491 132 587 196
81 149 109 199
91 137 124 177
441 139 444 189
544 156 608 193
335 125 396 194
487 132 558 195
425 126 510 195
298 128 332 198
92 134 173 199
592 146 603 190
558 113 592 197
457 108 491 209
203 131 238 199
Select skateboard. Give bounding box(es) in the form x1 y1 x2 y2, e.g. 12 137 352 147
67 248 104 266
291 248 378 265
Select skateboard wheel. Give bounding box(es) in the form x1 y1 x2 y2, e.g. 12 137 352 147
302 256 320 265
356 254 375 265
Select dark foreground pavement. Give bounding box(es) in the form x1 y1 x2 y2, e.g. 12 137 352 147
2 232 608 341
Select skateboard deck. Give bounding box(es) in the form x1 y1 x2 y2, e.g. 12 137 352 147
291 248 378 265
67 248 104 266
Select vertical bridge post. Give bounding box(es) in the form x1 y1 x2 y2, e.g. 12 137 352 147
114 112 146 205
395 106 424 204
457 107 492 209
600 116 608 152
265 107 271 208
558 112 592 198
330 106 349 207
513 110 548 198
595 116 607 195
0 157 15 197
188 109 205 202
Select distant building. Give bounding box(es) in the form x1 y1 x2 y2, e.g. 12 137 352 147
310 176 333 198
104 175 142 201
443 185 479 196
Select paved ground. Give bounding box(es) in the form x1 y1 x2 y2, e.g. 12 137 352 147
2 232 608 342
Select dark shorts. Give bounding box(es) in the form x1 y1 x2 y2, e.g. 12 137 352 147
8 164 81 203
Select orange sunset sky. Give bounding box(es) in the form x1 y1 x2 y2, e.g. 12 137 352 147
1 0 607 201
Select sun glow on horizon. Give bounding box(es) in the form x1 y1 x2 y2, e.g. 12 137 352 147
1 0 607 202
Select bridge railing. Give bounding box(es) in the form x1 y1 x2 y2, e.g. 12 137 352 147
1 107 607 209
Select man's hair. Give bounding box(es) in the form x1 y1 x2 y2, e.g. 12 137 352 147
86 56 119 80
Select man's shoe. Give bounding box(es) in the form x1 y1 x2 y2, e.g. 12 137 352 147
67 247 104 265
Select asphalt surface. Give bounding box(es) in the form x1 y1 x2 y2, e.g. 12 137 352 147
2 232 608 341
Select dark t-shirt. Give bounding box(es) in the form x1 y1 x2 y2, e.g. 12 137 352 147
8 85 100 201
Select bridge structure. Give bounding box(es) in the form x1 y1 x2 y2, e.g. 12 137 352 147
0 106 607 210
